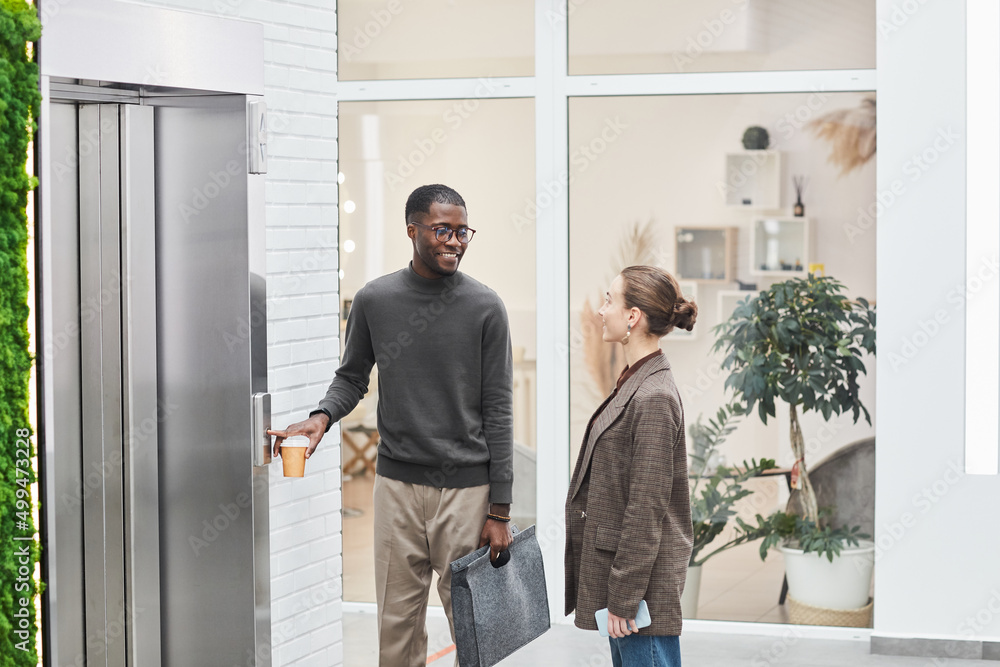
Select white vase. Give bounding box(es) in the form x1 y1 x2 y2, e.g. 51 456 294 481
779 540 874 610
680 564 702 618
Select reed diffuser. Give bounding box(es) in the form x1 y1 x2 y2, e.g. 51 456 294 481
793 175 808 217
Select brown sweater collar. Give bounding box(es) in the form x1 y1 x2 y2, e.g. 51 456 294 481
615 349 663 392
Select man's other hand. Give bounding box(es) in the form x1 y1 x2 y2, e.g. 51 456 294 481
478 510 514 562
267 412 329 459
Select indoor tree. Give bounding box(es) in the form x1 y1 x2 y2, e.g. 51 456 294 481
711 275 876 525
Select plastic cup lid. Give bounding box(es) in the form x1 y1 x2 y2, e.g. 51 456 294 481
282 435 310 448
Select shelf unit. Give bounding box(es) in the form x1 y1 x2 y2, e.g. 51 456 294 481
749 216 812 277
723 150 782 210
674 226 738 283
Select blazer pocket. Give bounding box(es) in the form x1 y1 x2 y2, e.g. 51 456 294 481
595 525 621 553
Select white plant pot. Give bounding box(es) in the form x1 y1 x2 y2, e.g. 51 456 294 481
779 540 874 610
680 564 702 618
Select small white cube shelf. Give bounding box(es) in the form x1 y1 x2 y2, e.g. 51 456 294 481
750 216 812 277
723 151 782 210
666 280 698 341
675 226 738 283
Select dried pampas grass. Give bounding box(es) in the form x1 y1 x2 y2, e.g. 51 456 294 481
581 219 659 394
808 97 876 176
581 300 620 396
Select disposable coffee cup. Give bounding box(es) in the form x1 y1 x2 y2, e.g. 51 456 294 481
281 435 309 477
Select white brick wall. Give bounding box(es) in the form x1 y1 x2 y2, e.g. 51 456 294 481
126 1 342 664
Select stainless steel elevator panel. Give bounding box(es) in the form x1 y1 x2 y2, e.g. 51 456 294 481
154 96 269 667
40 4 269 664
119 104 162 667
45 96 270 667
46 101 86 667
78 103 127 667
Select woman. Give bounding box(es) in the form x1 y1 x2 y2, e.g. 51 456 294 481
565 265 697 667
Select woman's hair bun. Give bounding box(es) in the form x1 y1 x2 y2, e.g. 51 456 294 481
671 298 698 332
619 265 698 337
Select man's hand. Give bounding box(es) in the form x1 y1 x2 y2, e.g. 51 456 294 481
267 412 330 459
607 611 638 639
478 503 514 562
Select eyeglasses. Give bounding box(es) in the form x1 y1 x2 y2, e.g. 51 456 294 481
409 221 476 244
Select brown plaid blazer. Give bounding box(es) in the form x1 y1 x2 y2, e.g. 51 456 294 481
564 353 693 636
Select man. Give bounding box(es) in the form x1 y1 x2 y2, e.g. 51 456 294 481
268 184 514 667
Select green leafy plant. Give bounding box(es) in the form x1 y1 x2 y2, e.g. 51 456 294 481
0 2 41 665
688 405 778 567
712 275 876 543
748 510 869 563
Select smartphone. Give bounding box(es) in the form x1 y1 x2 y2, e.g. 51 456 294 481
595 600 651 638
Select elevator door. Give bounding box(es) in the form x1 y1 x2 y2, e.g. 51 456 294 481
47 96 270 667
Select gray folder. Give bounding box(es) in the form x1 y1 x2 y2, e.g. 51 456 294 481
450 525 551 667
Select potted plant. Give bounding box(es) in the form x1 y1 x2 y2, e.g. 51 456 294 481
683 405 777 617
711 274 876 615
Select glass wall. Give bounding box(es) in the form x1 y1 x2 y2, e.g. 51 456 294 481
569 0 875 75
338 98 536 604
334 0 879 640
568 91 876 621
338 0 534 80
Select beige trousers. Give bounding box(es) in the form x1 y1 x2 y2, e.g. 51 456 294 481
373 475 490 667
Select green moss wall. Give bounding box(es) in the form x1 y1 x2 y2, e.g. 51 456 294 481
0 1 39 665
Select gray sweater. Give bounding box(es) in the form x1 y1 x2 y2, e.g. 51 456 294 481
317 265 514 503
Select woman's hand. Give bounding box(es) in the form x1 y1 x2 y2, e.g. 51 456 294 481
607 611 638 638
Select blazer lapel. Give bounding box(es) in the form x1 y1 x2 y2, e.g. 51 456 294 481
569 354 670 501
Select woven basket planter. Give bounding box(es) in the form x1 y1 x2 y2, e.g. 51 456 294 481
787 595 873 628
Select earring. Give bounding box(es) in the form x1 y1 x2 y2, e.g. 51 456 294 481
621 323 631 345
